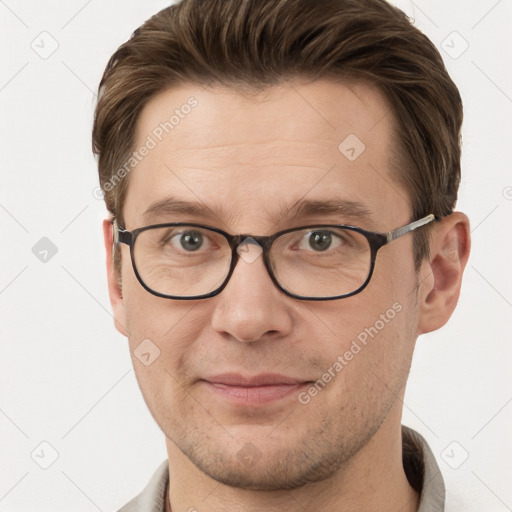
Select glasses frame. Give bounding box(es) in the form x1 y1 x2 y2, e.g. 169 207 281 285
113 214 437 301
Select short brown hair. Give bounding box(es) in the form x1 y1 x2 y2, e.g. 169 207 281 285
92 0 463 272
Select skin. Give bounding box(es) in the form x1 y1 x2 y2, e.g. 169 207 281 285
103 79 470 512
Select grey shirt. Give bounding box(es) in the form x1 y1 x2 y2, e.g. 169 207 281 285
117 425 445 512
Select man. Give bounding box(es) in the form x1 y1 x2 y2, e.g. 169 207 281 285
92 0 470 510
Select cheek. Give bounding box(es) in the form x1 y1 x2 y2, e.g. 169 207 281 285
302 261 418 396
122 278 211 385
308 312 414 432
121 247 190 342
122 293 208 424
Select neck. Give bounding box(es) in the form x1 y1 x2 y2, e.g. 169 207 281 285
164 407 419 512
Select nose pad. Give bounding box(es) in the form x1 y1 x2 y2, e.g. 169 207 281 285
236 237 264 265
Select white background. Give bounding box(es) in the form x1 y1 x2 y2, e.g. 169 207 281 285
0 0 511 510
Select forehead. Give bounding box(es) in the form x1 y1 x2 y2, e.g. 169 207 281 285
124 79 409 231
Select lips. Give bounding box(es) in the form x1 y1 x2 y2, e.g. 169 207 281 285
204 373 306 386
200 373 311 405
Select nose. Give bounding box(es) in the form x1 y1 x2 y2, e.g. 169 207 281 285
210 241 293 343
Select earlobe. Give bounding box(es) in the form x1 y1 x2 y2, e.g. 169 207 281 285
102 219 129 337
417 212 471 335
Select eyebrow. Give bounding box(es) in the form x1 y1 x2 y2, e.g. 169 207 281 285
287 199 373 224
141 196 374 228
142 197 227 225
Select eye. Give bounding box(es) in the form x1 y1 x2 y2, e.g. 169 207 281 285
298 230 344 252
167 230 207 252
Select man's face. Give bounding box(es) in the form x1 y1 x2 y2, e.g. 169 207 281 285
115 80 422 489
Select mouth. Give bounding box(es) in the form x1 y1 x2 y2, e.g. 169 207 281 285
199 373 312 405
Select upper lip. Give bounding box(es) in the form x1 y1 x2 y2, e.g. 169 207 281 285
203 373 308 387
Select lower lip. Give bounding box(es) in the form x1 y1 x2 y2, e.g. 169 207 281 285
201 381 308 405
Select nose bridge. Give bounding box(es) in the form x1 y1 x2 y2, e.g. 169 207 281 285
230 233 273 252
229 233 274 282
211 235 291 342
233 236 269 276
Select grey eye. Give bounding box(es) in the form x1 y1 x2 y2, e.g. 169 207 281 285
171 231 204 251
308 231 332 251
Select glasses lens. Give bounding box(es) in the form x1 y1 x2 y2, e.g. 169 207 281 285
270 226 372 298
133 225 231 297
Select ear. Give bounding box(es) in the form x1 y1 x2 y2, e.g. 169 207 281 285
102 219 129 337
417 212 471 335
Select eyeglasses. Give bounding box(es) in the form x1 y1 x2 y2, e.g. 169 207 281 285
113 214 436 301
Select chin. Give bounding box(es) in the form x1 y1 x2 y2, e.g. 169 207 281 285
179 439 346 491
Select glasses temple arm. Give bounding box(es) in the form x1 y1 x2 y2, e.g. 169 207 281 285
386 214 436 243
112 219 131 246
